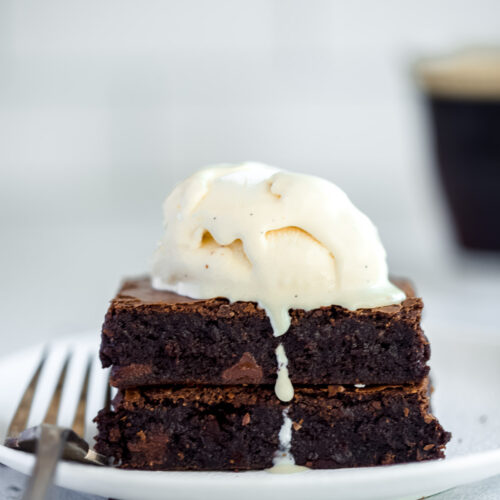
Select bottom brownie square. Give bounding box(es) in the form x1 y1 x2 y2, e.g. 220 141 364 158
94 379 450 471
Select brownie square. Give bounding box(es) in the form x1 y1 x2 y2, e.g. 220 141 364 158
100 277 430 388
94 378 450 470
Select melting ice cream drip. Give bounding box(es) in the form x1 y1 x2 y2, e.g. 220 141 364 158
273 408 294 466
275 344 294 402
269 407 308 473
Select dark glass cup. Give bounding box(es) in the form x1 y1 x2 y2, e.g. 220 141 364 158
417 49 500 251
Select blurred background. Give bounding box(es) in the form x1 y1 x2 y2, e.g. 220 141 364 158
1 0 499 354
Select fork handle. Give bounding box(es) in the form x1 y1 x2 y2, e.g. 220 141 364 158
22 424 69 500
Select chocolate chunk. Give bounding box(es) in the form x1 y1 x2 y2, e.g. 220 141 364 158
221 352 264 384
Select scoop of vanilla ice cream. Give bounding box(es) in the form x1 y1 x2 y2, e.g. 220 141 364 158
152 162 405 336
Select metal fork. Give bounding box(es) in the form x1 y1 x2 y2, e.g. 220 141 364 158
4 347 109 500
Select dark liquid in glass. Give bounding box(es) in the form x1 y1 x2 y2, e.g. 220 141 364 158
427 96 500 250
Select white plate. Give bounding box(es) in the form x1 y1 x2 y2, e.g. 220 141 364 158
0 328 499 500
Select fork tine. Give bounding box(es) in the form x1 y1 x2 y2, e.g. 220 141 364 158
6 347 49 440
71 355 92 437
43 351 71 425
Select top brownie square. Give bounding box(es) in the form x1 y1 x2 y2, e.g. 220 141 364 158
100 277 429 389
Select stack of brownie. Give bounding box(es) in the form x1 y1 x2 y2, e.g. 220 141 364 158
95 276 450 470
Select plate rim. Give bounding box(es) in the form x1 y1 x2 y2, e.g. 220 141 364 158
2 445 500 500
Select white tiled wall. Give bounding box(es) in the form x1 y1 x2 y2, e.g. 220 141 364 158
1 0 500 350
